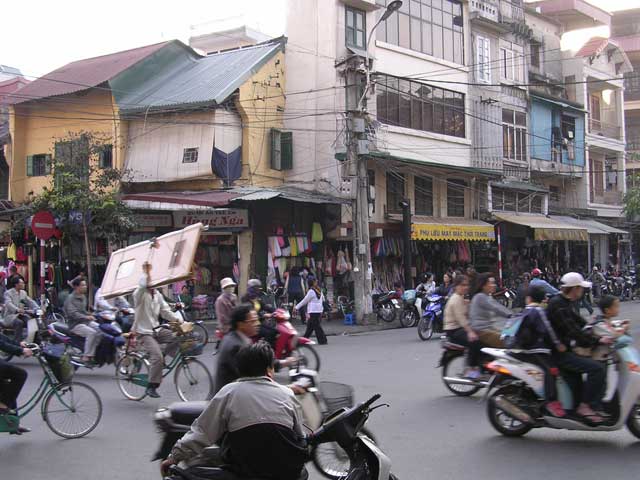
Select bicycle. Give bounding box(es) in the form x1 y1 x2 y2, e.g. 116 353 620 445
115 324 213 402
0 343 103 438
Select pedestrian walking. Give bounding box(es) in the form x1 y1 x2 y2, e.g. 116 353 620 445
215 277 237 334
284 267 306 323
295 279 327 345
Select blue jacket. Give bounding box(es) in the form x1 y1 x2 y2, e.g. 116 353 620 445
530 278 559 296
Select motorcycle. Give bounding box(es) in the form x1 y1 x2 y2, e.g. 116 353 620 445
493 288 515 309
483 333 640 438
621 273 637 301
47 310 125 368
273 309 320 372
0 307 49 361
400 289 422 328
373 290 402 324
417 294 445 341
157 392 396 480
439 335 496 397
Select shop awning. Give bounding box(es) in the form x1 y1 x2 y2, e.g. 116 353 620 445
551 216 628 235
122 191 237 208
494 213 588 241
411 218 496 242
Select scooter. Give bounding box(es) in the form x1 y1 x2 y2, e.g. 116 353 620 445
47 310 125 368
0 308 48 361
400 289 423 328
417 294 445 341
439 335 496 397
373 290 402 324
273 309 320 372
156 393 396 480
483 335 640 438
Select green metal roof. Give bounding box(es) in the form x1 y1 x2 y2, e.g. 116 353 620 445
114 38 286 113
335 151 500 177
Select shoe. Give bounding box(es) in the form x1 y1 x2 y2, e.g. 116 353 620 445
146 387 161 398
465 369 481 380
9 426 31 435
576 405 604 424
545 401 566 418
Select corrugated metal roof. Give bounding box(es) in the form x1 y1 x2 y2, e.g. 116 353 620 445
121 190 237 207
552 216 628 235
116 39 285 112
9 42 169 104
230 186 348 205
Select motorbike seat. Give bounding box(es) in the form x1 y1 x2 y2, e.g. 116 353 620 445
51 322 72 337
168 401 208 426
442 341 466 351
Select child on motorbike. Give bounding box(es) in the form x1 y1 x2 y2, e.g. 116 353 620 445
514 286 567 418
590 296 633 360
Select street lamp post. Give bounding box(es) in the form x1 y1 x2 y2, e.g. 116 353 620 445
350 1 402 323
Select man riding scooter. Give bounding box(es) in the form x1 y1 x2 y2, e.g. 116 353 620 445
547 272 612 424
161 341 309 480
64 277 101 365
3 279 38 343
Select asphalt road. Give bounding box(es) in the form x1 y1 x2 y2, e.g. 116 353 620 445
3 303 640 480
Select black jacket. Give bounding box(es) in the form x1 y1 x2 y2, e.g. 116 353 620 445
547 294 598 351
214 331 250 395
515 307 554 352
0 332 23 357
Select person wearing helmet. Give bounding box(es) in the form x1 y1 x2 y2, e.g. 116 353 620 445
241 279 277 345
416 273 436 296
546 272 612 424
529 268 559 297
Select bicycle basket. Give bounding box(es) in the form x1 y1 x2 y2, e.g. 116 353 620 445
319 381 354 415
42 344 74 384
179 333 203 356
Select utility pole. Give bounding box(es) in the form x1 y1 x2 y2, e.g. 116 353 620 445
349 0 403 324
347 111 372 323
401 199 413 290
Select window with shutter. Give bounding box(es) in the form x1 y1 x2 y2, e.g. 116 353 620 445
27 154 50 177
280 131 293 170
26 155 34 176
99 145 113 168
270 129 293 171
476 36 490 83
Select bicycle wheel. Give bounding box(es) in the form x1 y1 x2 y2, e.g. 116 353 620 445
174 357 214 401
116 353 150 401
42 381 102 439
191 322 209 348
294 344 321 372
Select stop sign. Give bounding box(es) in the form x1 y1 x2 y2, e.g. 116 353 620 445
31 211 56 240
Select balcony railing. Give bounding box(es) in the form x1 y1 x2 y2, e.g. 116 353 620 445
625 71 640 101
499 0 525 23
627 136 640 152
469 0 500 23
589 118 623 140
592 190 623 206
469 0 524 24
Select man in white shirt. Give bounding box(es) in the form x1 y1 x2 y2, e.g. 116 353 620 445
133 262 183 398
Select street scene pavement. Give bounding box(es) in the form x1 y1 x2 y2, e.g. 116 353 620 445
3 302 640 480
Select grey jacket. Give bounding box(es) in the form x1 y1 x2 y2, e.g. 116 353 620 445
170 377 303 463
3 288 38 325
469 292 512 332
63 292 94 329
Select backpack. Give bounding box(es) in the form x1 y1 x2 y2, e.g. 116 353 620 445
500 311 527 349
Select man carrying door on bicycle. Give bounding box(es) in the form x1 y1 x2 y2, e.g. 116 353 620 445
132 261 183 399
0 332 33 434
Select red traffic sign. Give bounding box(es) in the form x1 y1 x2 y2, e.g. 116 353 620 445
31 211 56 240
